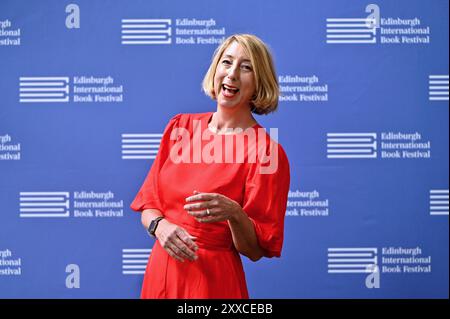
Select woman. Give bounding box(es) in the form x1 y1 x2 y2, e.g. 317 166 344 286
130 34 290 299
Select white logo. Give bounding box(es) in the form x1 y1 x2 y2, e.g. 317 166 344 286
0 134 21 161
286 189 329 217
0 19 21 46
428 75 449 101
19 76 124 103
327 4 379 44
326 4 432 45
329 246 433 289
279 75 329 103
382 247 431 273
327 132 431 160
121 18 226 46
65 264 80 288
65 4 80 29
19 77 70 103
328 247 378 274
122 249 151 275
429 189 449 216
328 247 380 289
19 191 123 219
327 133 377 159
19 192 70 218
121 133 162 160
326 17 377 44
365 264 381 289
73 191 124 218
121 19 171 45
0 249 22 276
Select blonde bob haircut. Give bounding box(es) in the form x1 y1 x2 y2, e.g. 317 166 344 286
202 34 279 115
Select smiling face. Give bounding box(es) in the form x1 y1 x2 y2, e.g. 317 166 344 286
213 41 256 111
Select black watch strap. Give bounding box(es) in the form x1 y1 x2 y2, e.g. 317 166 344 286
147 216 164 238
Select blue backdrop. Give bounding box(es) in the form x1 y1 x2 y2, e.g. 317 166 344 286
0 0 448 298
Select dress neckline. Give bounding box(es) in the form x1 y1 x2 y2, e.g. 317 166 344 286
205 112 260 136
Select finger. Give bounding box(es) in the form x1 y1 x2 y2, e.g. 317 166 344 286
165 245 184 262
195 215 221 223
172 236 198 260
177 229 199 251
184 201 213 211
174 230 198 256
187 208 210 217
185 193 217 203
195 217 215 223
188 205 219 218
167 242 189 262
194 208 223 223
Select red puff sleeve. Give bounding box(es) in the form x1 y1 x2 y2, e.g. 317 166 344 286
242 143 290 258
130 114 181 213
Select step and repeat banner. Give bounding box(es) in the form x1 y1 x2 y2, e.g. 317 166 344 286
0 0 448 298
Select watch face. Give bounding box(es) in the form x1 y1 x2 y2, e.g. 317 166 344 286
149 220 157 234
148 217 163 237
149 217 161 236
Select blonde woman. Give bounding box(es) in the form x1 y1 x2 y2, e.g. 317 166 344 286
131 34 290 299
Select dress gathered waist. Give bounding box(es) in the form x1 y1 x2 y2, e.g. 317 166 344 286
165 216 235 251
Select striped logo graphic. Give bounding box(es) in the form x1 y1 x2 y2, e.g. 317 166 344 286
121 133 162 160
328 248 378 273
19 192 70 218
430 189 449 216
326 18 377 44
121 19 172 45
122 248 151 275
327 133 377 159
429 75 449 101
19 77 69 103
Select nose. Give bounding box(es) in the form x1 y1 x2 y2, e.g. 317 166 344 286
226 63 239 81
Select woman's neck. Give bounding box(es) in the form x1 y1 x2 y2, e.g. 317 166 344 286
210 105 257 131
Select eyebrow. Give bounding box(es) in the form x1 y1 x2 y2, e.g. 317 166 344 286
222 54 251 63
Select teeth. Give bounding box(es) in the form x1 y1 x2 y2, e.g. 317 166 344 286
223 84 239 92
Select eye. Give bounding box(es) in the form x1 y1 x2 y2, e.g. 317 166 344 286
241 64 253 71
221 59 232 65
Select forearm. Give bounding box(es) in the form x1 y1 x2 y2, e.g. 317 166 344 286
141 208 163 229
228 210 264 261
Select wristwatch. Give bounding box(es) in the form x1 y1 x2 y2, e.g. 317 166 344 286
147 216 164 238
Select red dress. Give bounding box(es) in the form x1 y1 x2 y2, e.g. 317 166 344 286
130 112 290 299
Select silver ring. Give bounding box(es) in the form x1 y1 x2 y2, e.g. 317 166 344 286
206 208 211 216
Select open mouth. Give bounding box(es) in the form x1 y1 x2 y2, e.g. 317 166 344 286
221 84 239 96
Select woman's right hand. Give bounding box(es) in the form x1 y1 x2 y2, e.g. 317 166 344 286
155 219 199 262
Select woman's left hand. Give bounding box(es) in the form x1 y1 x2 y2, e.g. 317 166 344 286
184 190 242 223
